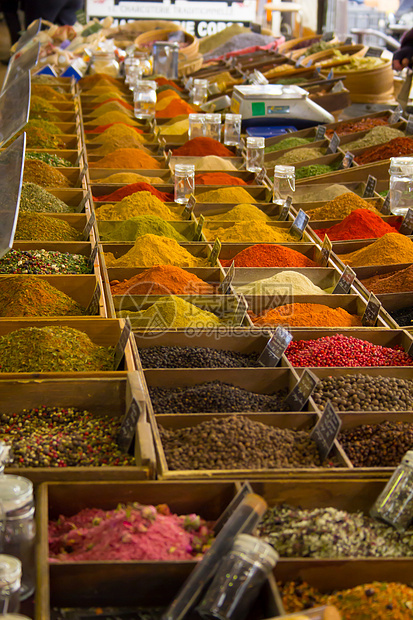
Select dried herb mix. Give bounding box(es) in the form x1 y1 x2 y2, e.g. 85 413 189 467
0 276 86 317
15 213 81 242
1 406 134 467
23 160 71 188
0 326 113 372
20 183 74 214
25 152 72 168
0 249 90 275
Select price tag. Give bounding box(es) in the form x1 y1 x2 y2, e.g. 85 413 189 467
89 244 98 270
339 152 354 169
326 132 340 154
209 238 221 265
310 400 342 460
194 214 205 241
77 163 88 187
381 192 391 215
116 397 143 452
277 195 292 222
316 234 332 267
283 369 319 411
157 137 166 155
327 69 334 80
113 318 132 370
331 79 345 93
366 46 383 57
0 71 30 147
183 194 196 219
295 55 305 68
289 208 309 239
362 292 382 327
406 114 413 135
315 125 326 141
305 58 313 67
229 294 248 326
389 104 403 124
86 281 101 316
322 31 334 41
332 265 356 294
344 36 353 45
82 212 96 241
398 207 413 235
255 167 266 185
258 327 293 367
185 77 194 92
219 261 235 294
363 175 377 198
250 22 262 33
166 149 173 167
76 190 91 213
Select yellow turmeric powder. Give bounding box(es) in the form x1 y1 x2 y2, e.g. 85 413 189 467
104 234 207 268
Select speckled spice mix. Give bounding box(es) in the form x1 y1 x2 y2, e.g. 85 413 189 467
0 249 90 275
19 183 74 214
23 160 71 188
339 420 413 467
0 326 114 373
15 213 81 242
139 346 260 369
0 276 85 317
1 406 134 467
25 152 71 168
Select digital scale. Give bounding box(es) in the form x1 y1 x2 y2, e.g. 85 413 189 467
231 85 335 129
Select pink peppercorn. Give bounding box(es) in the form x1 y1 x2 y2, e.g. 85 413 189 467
286 333 413 367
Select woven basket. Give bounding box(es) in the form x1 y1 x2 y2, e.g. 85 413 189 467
332 58 394 103
178 55 204 77
135 29 199 61
278 35 323 54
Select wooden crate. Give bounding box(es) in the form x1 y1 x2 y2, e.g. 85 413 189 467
0 374 152 483
36 480 243 619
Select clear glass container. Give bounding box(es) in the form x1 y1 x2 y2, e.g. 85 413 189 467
0 555 21 614
246 137 265 173
153 42 179 79
90 52 119 77
273 165 295 205
224 114 242 146
193 79 209 106
174 164 195 204
188 114 205 140
0 476 35 600
205 114 222 142
370 450 413 531
389 157 413 215
133 80 157 121
197 534 278 620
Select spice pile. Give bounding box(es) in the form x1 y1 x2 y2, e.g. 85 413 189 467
96 192 180 221
0 276 85 317
204 221 295 244
295 163 338 180
149 381 289 413
94 172 165 184
235 272 325 296
305 192 379 220
250 303 362 328
49 503 213 561
93 182 173 203
140 346 260 369
159 415 323 470
16 213 81 242
0 326 113 372
23 160 71 188
361 265 413 294
389 306 413 327
90 148 163 169
0 249 90 275
194 156 238 171
355 137 413 165
259 504 413 557
345 126 405 151
339 420 413 467
314 209 399 241
205 204 271 222
196 187 255 203
195 173 247 185
26 152 71 168
20 183 74 214
118 296 222 330
326 116 387 138
265 136 313 154
221 245 316 268
172 138 233 157
110 266 215 296
104 235 207 269
339 233 413 267
276 147 325 165
286 333 413 367
98 216 188 243
2 406 135 467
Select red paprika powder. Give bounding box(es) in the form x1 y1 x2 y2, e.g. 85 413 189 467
172 137 234 157
220 244 316 268
314 209 401 241
355 137 413 165
93 182 174 203
195 172 248 185
326 117 387 139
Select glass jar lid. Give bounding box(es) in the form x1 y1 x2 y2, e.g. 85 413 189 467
390 157 413 176
232 534 278 567
246 137 265 148
0 555 21 587
402 450 413 466
274 165 295 178
0 475 33 511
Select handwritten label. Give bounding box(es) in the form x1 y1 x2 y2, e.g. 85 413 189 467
381 193 391 215
258 327 293 367
194 214 205 241
278 195 292 221
229 294 248 326
399 208 413 235
219 261 235 294
327 68 334 80
116 397 143 452
295 55 305 68
366 46 383 57
209 238 222 265
86 281 101 316
344 36 353 45
166 149 172 166
339 152 354 169
283 369 319 411
322 31 334 41
333 265 356 294
363 175 377 198
113 319 132 370
183 194 196 219
362 292 382 326
389 104 403 124
157 137 166 155
89 244 98 270
331 79 345 93
82 212 96 241
315 125 326 141
255 167 266 185
76 190 91 213
290 209 309 239
316 234 332 267
310 400 342 460
305 58 313 67
326 132 340 154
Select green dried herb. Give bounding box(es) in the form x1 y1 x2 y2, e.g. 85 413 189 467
26 153 72 168
20 183 74 214
0 249 90 274
15 212 81 241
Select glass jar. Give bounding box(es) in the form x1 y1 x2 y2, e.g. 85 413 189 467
205 114 222 142
197 534 278 620
133 80 157 121
246 137 265 173
224 114 242 146
273 165 295 205
0 555 21 614
193 79 208 106
188 114 205 140
0 476 35 600
174 164 195 204
153 42 179 79
389 157 413 215
370 450 413 531
90 52 119 77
